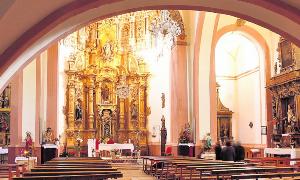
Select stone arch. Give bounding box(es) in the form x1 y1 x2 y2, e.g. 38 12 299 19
0 0 299 92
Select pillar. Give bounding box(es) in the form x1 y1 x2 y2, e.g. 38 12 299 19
8 71 23 163
170 37 188 143
47 43 58 137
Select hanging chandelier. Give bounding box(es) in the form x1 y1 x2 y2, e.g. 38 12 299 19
150 10 182 57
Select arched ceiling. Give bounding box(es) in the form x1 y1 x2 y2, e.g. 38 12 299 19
0 0 300 91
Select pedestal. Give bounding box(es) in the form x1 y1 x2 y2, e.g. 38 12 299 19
41 144 58 164
178 143 195 157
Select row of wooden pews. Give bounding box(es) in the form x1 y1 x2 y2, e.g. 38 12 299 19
142 156 300 180
12 157 123 180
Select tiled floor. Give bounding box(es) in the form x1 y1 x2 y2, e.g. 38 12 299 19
112 162 155 180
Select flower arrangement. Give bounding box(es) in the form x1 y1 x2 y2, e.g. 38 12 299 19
178 123 193 143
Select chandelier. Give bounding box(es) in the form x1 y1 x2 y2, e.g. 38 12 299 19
150 10 182 58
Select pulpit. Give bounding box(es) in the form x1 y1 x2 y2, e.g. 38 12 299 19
41 144 58 164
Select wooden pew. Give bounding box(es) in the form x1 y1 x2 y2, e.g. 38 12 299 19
0 164 25 180
13 173 123 180
211 167 296 179
23 171 122 177
232 172 300 180
30 167 118 172
23 158 123 180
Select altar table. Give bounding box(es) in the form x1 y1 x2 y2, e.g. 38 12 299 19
97 143 134 152
264 148 300 159
264 148 300 165
88 139 134 157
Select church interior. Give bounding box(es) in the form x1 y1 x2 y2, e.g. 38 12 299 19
1 1 300 179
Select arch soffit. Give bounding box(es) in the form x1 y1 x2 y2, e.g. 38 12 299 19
0 0 298 91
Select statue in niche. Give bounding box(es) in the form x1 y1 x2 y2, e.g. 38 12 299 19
102 41 113 61
131 102 138 120
75 99 82 121
0 115 8 132
101 109 112 138
161 93 165 108
3 96 9 108
101 84 110 102
287 104 297 133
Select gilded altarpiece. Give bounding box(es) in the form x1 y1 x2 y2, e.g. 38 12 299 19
268 37 300 147
62 11 166 153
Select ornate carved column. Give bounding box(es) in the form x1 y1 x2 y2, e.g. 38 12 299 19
87 76 95 130
119 99 125 130
67 72 76 129
139 75 147 129
66 71 76 147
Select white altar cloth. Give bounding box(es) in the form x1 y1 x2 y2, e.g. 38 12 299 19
264 148 300 159
98 143 134 152
87 139 134 157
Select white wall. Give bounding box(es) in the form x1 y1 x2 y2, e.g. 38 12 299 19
22 59 36 141
215 32 265 144
147 53 171 143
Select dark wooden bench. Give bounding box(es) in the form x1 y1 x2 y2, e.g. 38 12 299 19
211 167 295 179
23 171 122 176
13 173 123 179
30 167 118 172
231 172 300 179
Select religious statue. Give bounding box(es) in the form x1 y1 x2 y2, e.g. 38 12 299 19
101 84 110 102
204 133 212 151
3 96 9 108
0 115 8 132
287 104 297 133
102 41 113 61
75 100 82 121
161 93 165 108
131 102 138 120
44 127 54 144
287 104 295 123
24 131 33 156
161 115 167 155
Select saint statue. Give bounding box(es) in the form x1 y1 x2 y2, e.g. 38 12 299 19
3 96 9 108
204 133 212 151
44 127 54 144
131 103 138 120
161 93 165 108
101 84 109 102
160 115 167 156
25 131 33 156
75 100 82 121
287 104 295 123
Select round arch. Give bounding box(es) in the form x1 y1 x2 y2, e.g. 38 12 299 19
0 0 300 91
211 24 272 146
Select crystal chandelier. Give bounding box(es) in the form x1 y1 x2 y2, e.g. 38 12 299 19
150 10 182 58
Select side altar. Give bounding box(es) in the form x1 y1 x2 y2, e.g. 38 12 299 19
268 37 300 148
